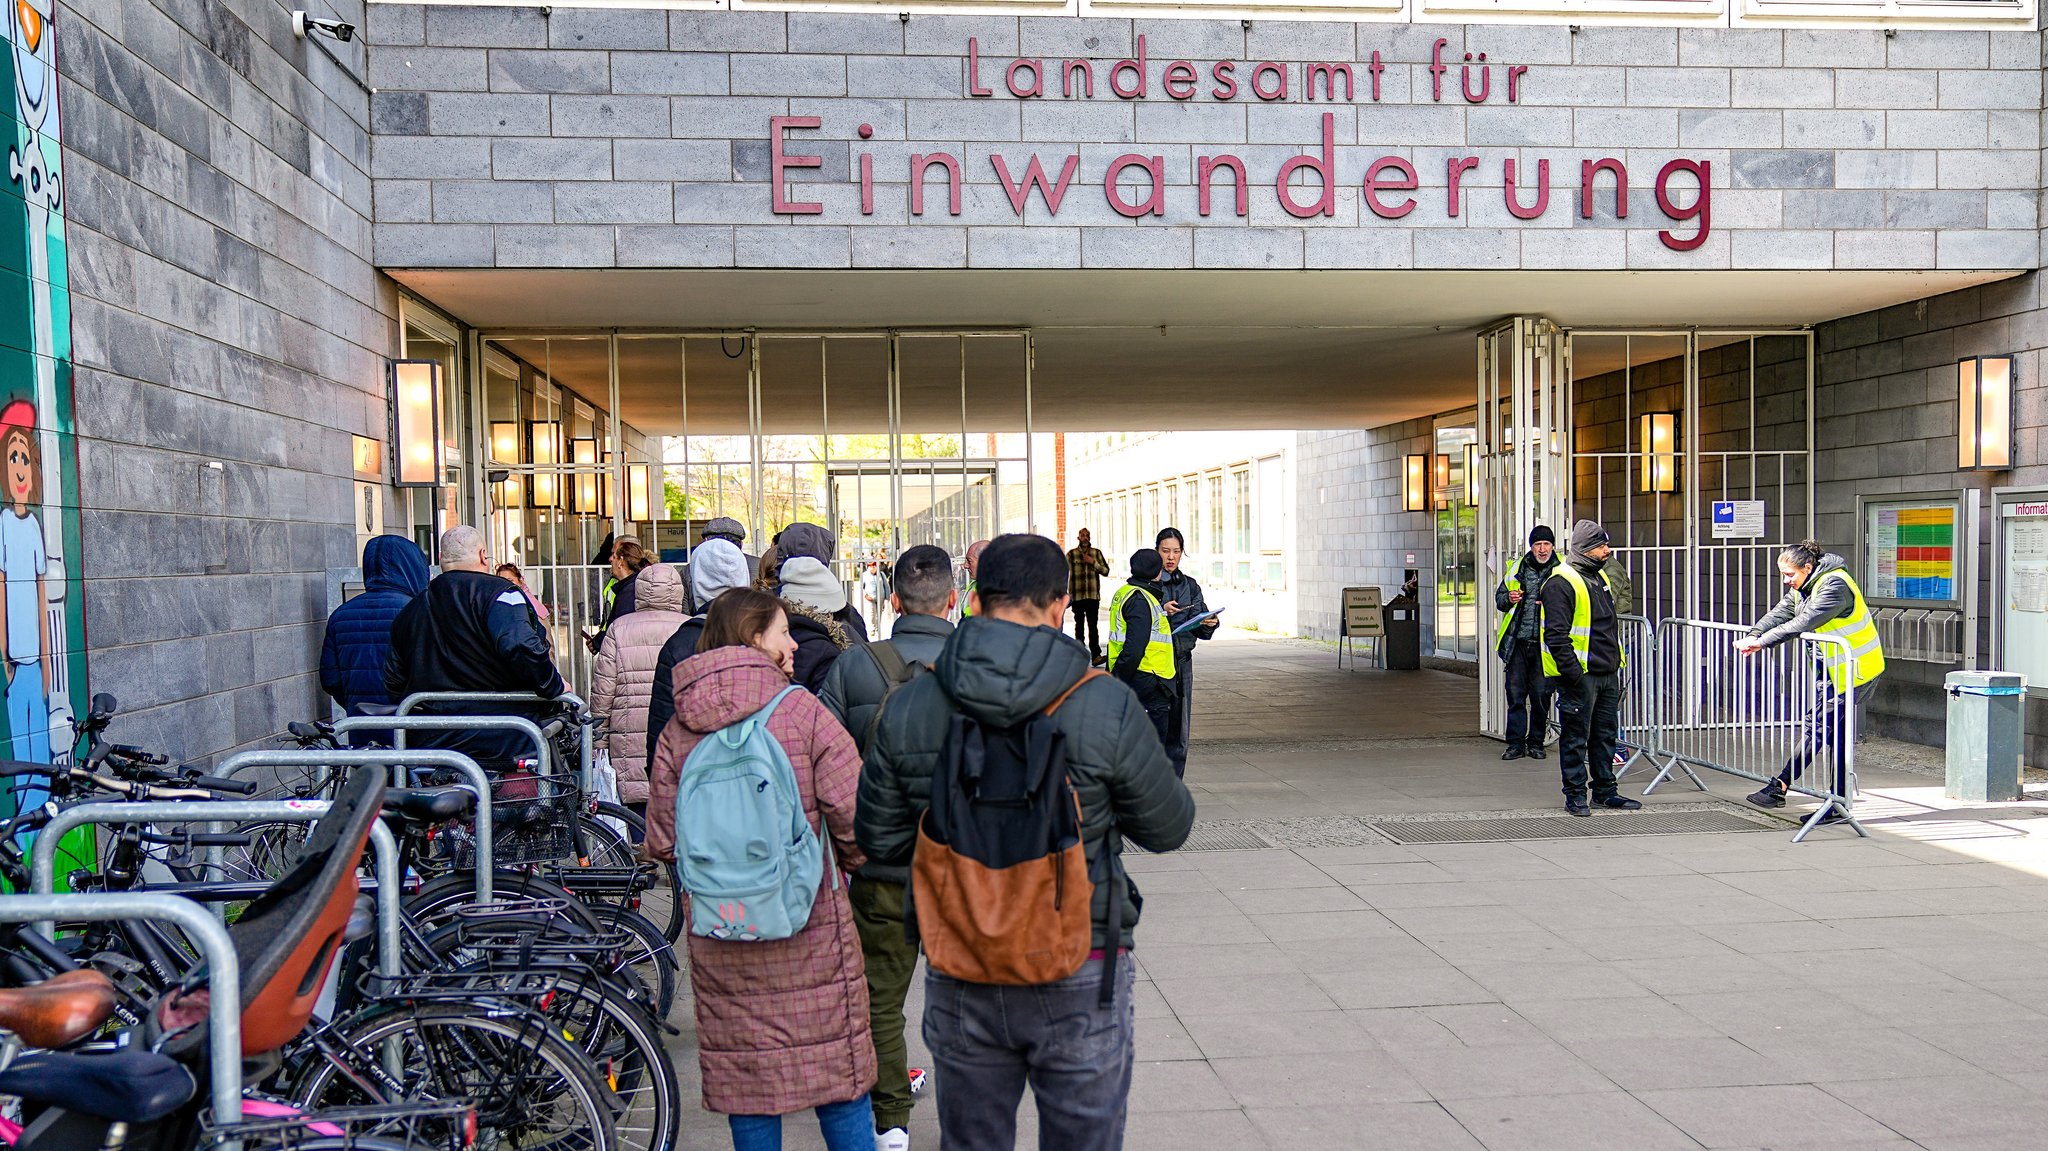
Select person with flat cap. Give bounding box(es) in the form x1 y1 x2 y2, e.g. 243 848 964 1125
1495 526 1560 762
1539 520 1641 816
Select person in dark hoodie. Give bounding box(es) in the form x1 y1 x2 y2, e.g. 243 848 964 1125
1737 540 1886 821
1539 520 1641 817
857 533 1195 1151
320 534 430 717
1108 548 1179 754
1494 526 1560 761
775 522 869 639
1154 528 1218 776
778 555 860 691
385 525 564 765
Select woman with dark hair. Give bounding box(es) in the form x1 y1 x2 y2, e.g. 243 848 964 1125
1737 539 1887 823
1154 526 1220 776
590 537 656 652
645 588 876 1151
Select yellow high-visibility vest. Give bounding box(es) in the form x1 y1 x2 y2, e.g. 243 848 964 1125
960 578 976 617
1538 564 1626 677
1107 584 1177 680
1809 571 1886 691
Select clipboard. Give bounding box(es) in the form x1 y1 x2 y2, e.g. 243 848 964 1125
1171 608 1222 636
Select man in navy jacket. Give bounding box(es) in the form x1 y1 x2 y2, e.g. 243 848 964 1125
319 534 430 715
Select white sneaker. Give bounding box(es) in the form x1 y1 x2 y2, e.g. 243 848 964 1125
875 1129 909 1151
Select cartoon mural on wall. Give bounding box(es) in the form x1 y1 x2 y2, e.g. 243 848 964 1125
0 0 90 815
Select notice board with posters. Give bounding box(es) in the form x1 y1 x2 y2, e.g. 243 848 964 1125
1859 493 1966 607
1995 490 2048 697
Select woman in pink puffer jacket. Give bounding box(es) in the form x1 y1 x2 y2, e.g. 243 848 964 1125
589 561 688 808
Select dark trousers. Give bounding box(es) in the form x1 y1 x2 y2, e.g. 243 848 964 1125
1552 672 1622 801
1502 643 1551 751
850 877 918 1132
1775 683 1850 798
1164 657 1192 777
924 963 1136 1151
1072 599 1102 658
1122 673 1177 768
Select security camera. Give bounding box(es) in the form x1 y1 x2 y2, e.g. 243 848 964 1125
291 12 355 42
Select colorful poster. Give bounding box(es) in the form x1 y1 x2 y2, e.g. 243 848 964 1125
0 3 91 878
1867 503 1957 602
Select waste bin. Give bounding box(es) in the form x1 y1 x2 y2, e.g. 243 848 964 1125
1945 670 2026 803
1381 603 1421 670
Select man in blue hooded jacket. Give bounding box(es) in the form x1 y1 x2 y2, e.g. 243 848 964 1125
320 534 430 715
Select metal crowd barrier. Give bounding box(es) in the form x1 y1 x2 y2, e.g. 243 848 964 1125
1615 614 1657 776
28 801 404 983
0 894 244 1126
1638 617 1864 842
395 691 592 790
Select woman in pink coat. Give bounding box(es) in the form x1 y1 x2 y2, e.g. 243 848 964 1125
646 588 875 1151
589 562 688 810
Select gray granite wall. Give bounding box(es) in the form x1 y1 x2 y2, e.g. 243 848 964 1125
62 0 395 761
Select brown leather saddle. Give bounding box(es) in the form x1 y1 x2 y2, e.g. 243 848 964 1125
0 969 118 1049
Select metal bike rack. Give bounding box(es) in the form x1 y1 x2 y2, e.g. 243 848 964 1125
0 894 244 1126
339 712 551 780
28 802 405 980
215 749 493 905
395 692 593 789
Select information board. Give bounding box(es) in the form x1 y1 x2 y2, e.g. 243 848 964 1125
1999 497 2048 696
1864 498 1960 604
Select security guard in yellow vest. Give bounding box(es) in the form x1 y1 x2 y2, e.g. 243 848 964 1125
1495 526 1561 761
1737 541 1886 821
1539 520 1642 817
1108 549 1179 767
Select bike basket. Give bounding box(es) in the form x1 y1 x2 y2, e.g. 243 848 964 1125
430 768 581 867
201 1100 474 1151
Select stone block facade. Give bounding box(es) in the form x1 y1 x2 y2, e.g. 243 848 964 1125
367 8 2041 273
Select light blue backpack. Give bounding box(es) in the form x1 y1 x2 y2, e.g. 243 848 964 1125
674 686 833 941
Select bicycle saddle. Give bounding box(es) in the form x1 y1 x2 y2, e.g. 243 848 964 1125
0 1048 194 1123
0 969 118 1049
382 787 475 823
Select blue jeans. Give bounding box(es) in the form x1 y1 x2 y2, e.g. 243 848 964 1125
726 1095 873 1151
7 663 48 764
923 961 1136 1151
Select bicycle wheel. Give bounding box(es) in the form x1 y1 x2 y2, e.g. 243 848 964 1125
292 1003 618 1151
404 872 607 935
582 904 679 1022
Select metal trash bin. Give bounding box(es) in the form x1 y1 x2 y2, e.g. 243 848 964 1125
1945 670 2026 803
1381 603 1421 670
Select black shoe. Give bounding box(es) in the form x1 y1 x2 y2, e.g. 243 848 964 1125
1746 784 1787 809
1812 807 1849 825
1565 798 1591 817
1597 795 1642 811
1528 746 1547 760
1501 746 1526 761
1090 655 1106 667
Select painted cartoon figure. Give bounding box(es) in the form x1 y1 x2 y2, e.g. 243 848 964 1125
0 400 49 764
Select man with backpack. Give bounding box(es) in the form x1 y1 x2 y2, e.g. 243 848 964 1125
818 544 956 1151
857 534 1196 1151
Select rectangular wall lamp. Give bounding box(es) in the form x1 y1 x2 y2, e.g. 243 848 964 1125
489 421 520 464
628 463 656 522
527 421 561 509
1403 453 1428 512
1463 442 1479 508
1958 355 2015 470
1640 412 1678 493
573 438 600 514
390 360 442 487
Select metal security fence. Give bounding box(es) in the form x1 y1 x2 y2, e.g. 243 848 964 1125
1636 618 1863 842
1615 614 1656 774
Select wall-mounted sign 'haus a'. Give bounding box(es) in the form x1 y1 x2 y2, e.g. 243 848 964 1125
766 36 1713 251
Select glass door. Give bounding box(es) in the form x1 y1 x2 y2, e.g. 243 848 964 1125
1433 418 1479 660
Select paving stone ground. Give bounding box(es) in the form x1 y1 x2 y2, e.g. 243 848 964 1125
669 633 2048 1150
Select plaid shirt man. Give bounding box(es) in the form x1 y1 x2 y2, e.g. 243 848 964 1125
1067 544 1110 601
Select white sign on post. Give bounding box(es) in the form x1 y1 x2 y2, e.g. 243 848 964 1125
1711 500 1766 539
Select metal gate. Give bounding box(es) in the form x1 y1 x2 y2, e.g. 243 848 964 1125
1475 321 1815 740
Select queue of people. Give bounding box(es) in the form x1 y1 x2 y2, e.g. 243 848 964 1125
326 521 1201 1151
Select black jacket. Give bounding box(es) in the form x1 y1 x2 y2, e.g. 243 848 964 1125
385 570 565 763
1494 550 1559 653
786 601 855 692
1539 554 1622 682
1110 578 1172 688
819 612 956 885
644 616 706 759
1156 568 1214 662
857 616 1196 950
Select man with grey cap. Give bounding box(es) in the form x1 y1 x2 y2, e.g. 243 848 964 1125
645 536 753 754
1538 519 1641 817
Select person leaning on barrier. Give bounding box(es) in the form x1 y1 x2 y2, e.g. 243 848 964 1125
1494 526 1559 762
1539 520 1642 817
1737 540 1886 821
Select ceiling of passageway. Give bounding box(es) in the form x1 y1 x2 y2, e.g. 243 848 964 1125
392 268 2011 434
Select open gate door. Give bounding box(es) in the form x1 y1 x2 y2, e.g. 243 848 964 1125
1476 318 1572 740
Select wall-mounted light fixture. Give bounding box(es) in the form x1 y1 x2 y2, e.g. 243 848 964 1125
526 421 561 509
1958 355 2015 470
389 360 442 487
1403 453 1428 512
628 463 656 522
1433 453 1452 496
489 421 520 464
573 438 600 514
1639 412 1678 493
1463 442 1480 508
